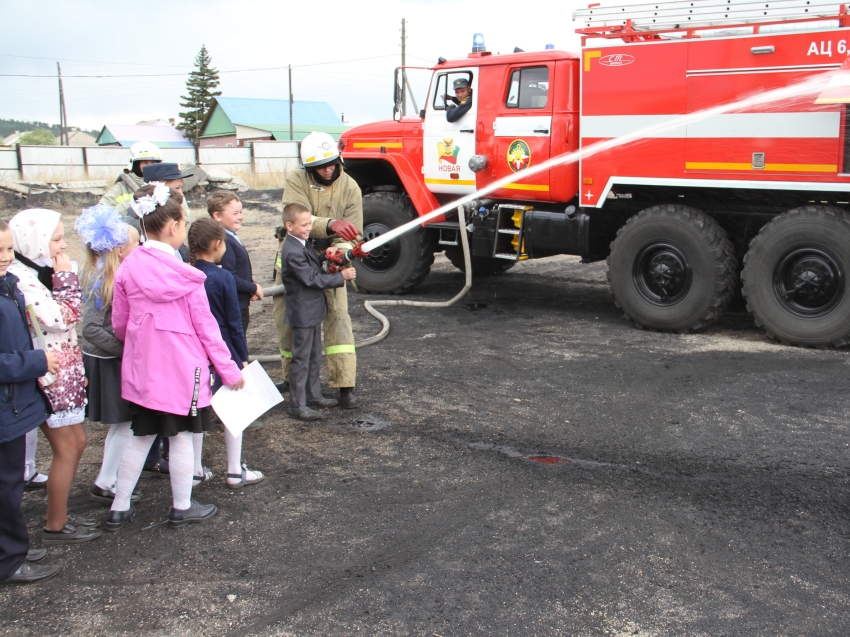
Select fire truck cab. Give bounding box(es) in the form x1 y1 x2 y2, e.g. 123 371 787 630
341 0 850 348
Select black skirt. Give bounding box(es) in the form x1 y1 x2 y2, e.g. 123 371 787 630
129 402 213 437
84 355 133 425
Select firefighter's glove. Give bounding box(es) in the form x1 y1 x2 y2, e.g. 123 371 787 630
328 219 359 241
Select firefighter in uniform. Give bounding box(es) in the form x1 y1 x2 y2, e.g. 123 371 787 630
273 132 362 408
446 77 473 122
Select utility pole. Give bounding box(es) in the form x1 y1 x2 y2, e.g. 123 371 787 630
288 65 294 141
57 62 69 146
400 18 407 116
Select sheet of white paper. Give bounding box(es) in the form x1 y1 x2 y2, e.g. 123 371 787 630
210 361 283 436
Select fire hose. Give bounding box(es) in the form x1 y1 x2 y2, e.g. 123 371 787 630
249 205 472 362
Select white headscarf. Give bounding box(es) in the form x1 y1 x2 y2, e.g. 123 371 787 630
9 208 62 267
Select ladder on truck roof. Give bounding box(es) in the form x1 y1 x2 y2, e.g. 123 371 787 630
574 0 850 41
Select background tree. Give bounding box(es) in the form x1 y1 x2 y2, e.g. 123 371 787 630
177 45 221 151
17 128 56 145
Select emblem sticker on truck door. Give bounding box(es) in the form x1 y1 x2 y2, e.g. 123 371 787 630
507 139 531 171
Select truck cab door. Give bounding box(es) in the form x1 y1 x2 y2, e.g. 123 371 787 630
423 68 479 195
479 64 554 202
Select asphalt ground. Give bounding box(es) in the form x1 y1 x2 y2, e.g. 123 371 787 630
1 202 849 636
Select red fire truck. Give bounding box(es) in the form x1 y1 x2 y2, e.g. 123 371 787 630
340 0 850 348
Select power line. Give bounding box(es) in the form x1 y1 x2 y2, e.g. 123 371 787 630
0 54 399 78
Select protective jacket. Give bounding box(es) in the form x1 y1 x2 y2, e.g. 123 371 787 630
112 245 242 415
101 172 144 218
281 167 363 251
0 272 50 444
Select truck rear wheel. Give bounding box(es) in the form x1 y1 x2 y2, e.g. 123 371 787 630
742 205 850 348
444 247 516 276
607 205 737 332
354 191 435 294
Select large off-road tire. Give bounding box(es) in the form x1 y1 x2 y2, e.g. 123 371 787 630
444 246 516 276
607 205 737 332
354 191 435 294
741 205 850 348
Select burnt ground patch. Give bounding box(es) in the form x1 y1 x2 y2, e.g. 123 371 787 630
1 203 849 636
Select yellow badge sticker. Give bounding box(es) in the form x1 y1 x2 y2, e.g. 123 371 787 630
507 140 531 172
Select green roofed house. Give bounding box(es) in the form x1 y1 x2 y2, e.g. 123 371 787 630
199 97 349 147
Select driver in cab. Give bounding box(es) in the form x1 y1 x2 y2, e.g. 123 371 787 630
446 78 472 123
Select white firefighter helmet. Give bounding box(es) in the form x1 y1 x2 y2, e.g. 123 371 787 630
300 131 340 168
127 141 163 168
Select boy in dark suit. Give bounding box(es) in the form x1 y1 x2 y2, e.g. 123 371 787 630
279 203 356 421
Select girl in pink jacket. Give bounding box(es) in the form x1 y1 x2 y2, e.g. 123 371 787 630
106 184 244 532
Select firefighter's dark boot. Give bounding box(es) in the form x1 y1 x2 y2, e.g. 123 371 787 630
339 387 359 409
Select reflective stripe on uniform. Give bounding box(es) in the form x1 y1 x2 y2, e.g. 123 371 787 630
325 344 355 355
280 349 292 358
116 193 133 204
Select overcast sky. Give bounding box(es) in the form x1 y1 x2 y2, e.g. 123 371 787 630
0 0 603 131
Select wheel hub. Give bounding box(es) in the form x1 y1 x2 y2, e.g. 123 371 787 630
359 221 401 273
773 247 844 317
633 242 693 305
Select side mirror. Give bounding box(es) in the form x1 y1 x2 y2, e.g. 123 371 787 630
419 109 426 119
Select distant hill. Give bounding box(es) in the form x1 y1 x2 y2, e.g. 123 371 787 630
0 118 98 139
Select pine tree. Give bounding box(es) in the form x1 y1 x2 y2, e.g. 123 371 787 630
177 45 221 150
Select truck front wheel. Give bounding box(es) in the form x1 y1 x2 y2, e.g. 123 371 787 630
354 191 435 294
742 205 850 348
607 205 737 332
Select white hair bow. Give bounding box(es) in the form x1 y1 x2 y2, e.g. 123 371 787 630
129 183 171 218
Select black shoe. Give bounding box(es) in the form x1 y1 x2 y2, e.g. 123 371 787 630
339 387 359 409
41 523 102 545
307 396 339 408
0 562 59 586
25 548 47 563
276 380 289 394
168 500 217 529
89 485 142 505
288 406 321 421
43 512 101 528
105 505 136 532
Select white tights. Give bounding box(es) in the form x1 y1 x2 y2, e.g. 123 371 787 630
193 430 246 479
24 428 38 481
94 422 132 491
111 431 194 512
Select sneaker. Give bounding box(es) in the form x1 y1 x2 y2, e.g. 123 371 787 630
0 562 59 586
288 406 321 421
43 512 100 528
89 485 142 505
307 396 339 408
339 387 359 409
41 523 102 546
168 500 217 529
105 505 136 533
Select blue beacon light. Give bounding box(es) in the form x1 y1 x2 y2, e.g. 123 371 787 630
545 43 555 50
472 33 486 53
